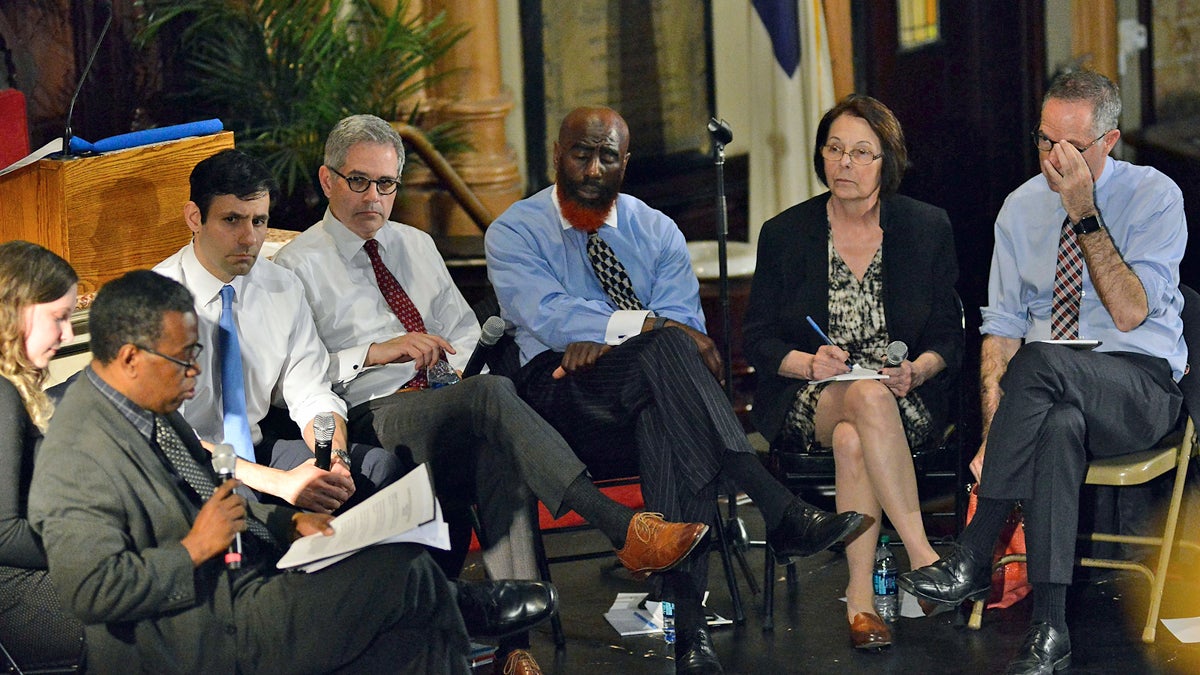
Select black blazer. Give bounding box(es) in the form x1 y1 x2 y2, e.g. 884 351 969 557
744 192 962 444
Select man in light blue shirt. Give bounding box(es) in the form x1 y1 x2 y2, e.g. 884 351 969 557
487 106 864 674
901 70 1186 674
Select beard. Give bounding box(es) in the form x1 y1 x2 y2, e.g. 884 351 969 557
556 182 617 234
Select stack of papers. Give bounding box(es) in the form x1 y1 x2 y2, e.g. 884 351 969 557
812 364 889 385
604 592 731 636
277 463 450 572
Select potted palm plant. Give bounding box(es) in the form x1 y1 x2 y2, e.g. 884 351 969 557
136 0 467 227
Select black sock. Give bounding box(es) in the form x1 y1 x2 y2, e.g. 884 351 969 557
958 497 1016 562
720 450 796 531
1032 583 1068 634
562 472 636 548
664 572 705 637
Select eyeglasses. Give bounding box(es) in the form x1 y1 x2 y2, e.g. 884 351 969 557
821 143 883 166
326 166 400 195
137 343 204 373
1032 130 1112 154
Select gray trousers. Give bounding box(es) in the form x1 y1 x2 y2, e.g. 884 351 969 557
261 438 404 512
236 543 469 674
981 342 1182 585
514 327 754 589
347 375 587 572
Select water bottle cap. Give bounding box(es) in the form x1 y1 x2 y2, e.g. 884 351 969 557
880 535 890 544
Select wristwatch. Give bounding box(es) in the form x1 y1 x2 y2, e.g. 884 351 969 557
333 448 351 467
1071 213 1102 236
652 315 668 330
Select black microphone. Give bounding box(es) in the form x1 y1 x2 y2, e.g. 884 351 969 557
56 0 113 159
707 117 733 147
885 340 909 367
313 412 335 471
462 316 507 378
210 443 243 570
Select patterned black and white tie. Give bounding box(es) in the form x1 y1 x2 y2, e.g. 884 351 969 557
587 232 644 311
155 417 274 545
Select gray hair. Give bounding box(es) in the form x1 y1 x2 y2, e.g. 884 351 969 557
1044 69 1121 135
323 114 406 174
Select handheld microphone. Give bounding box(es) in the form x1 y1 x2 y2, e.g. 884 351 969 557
885 341 909 367
461 316 508 378
56 0 113 159
210 444 243 570
313 413 335 471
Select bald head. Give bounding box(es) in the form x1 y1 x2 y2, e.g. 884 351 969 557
553 107 631 214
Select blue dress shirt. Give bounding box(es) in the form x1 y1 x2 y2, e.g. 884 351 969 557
981 156 1188 380
486 186 705 364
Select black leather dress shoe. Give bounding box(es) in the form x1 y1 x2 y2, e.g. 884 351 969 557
767 499 864 558
896 545 991 605
675 627 724 674
455 580 558 639
1004 622 1071 674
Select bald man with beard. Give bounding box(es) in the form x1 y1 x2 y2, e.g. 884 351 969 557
486 106 865 675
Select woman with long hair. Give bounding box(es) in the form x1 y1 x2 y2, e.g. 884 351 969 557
0 240 85 669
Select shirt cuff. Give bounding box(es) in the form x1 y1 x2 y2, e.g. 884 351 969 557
604 310 652 345
334 344 372 384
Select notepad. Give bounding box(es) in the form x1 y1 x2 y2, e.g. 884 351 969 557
1039 339 1101 350
811 364 890 385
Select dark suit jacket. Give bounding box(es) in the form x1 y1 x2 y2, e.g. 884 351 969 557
28 372 297 673
744 192 962 444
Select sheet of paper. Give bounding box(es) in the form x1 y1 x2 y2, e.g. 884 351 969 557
277 463 440 571
0 138 63 176
1162 616 1200 643
1038 339 1101 350
604 592 660 636
812 364 890 385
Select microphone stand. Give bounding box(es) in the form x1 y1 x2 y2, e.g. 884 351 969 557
705 118 757 622
707 118 735 402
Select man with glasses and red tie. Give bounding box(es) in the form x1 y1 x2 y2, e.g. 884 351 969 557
274 114 713 675
899 69 1187 674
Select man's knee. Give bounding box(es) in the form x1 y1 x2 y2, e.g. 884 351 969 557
1001 341 1062 387
356 444 405 486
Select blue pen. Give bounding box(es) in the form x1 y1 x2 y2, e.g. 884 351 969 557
806 316 855 370
631 610 658 630
806 316 835 346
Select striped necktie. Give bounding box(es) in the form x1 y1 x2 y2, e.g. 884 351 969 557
1050 219 1084 339
587 232 644 311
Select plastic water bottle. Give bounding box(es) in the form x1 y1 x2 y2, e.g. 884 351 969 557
426 359 461 388
661 600 675 644
873 535 899 622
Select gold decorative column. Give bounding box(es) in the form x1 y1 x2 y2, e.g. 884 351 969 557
396 0 522 237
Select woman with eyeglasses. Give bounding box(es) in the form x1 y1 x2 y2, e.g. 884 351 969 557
0 241 85 669
744 95 962 650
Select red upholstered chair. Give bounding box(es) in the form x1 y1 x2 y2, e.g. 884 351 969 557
0 88 29 167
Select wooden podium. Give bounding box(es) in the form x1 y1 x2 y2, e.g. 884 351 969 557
0 131 235 294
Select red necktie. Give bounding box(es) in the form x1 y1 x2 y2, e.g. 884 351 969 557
363 238 428 389
1050 219 1084 339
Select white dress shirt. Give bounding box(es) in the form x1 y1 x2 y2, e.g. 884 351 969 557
272 210 482 408
153 243 347 446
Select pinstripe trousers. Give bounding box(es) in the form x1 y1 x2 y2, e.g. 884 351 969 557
514 327 754 587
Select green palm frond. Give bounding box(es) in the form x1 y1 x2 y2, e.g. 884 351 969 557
136 0 468 199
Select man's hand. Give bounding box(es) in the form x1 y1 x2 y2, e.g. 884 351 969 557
283 460 356 514
181 479 246 567
1042 142 1097 223
810 344 851 381
670 323 724 381
291 512 336 541
970 438 987 484
552 341 612 379
366 333 455 371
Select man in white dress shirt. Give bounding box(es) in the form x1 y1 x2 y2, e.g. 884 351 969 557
154 149 403 514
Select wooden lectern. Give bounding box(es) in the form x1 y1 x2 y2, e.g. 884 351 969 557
0 131 235 294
